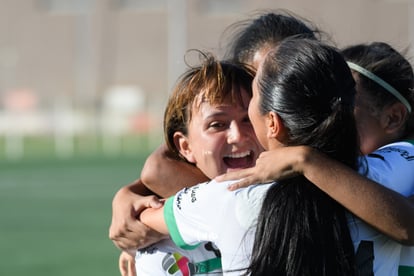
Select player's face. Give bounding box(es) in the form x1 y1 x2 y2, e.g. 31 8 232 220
353 83 387 155
179 88 263 179
248 75 269 150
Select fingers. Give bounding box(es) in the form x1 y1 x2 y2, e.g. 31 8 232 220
136 195 163 213
111 231 147 251
109 219 130 240
145 195 164 209
215 169 252 182
112 237 137 251
215 168 257 191
227 179 251 191
127 258 136 276
110 223 166 250
110 194 165 250
109 219 150 250
119 253 129 276
119 251 136 276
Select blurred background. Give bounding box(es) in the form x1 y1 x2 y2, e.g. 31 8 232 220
1 0 413 275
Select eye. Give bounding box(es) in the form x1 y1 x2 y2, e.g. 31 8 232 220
208 121 226 129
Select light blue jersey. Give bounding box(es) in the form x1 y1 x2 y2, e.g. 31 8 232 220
351 141 414 275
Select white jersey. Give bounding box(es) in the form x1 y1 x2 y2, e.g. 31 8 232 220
164 180 272 275
135 239 222 275
163 141 414 275
350 140 414 276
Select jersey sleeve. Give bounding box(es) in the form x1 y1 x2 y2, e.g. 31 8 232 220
359 142 414 196
163 180 238 250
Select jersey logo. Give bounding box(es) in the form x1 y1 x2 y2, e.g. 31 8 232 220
162 252 195 276
160 244 222 276
376 147 414 161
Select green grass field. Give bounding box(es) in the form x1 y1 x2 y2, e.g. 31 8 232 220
0 139 156 275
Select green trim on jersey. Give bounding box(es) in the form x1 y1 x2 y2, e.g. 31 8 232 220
164 197 200 250
405 139 414 145
195 257 222 273
398 265 414 276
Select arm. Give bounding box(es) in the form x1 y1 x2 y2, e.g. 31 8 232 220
110 144 208 250
139 204 169 235
109 178 165 250
216 146 414 245
141 144 209 198
298 146 414 245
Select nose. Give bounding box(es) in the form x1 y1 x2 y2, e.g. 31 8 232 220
227 121 243 144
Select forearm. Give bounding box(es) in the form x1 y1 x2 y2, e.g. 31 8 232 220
120 178 154 197
298 146 414 244
139 206 169 236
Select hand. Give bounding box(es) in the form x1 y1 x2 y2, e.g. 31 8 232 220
119 250 136 276
109 179 165 250
215 146 307 190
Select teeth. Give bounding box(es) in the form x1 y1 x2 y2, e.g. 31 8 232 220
224 151 251 158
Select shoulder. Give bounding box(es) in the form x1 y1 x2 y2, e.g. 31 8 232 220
363 141 414 167
360 141 414 195
173 179 239 205
235 183 275 229
374 141 414 161
165 179 240 223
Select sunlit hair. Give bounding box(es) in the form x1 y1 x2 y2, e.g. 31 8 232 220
222 9 324 66
342 42 414 136
163 50 255 160
246 38 358 275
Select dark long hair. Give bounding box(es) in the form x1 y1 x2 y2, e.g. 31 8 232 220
222 10 323 65
247 38 358 275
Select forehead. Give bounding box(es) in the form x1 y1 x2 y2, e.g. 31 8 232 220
189 96 249 126
193 86 251 112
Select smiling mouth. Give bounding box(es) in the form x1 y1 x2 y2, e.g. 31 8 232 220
223 150 254 169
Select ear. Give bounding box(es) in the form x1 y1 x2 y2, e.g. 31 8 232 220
173 132 196 163
267 111 287 140
381 102 408 134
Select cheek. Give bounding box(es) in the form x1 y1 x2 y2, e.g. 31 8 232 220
197 142 225 178
354 113 381 154
248 104 259 129
354 108 373 134
241 123 257 139
195 134 225 160
249 116 267 149
248 103 253 121
256 129 268 150
354 117 371 149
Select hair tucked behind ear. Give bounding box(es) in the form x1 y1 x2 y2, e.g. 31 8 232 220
246 38 358 275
